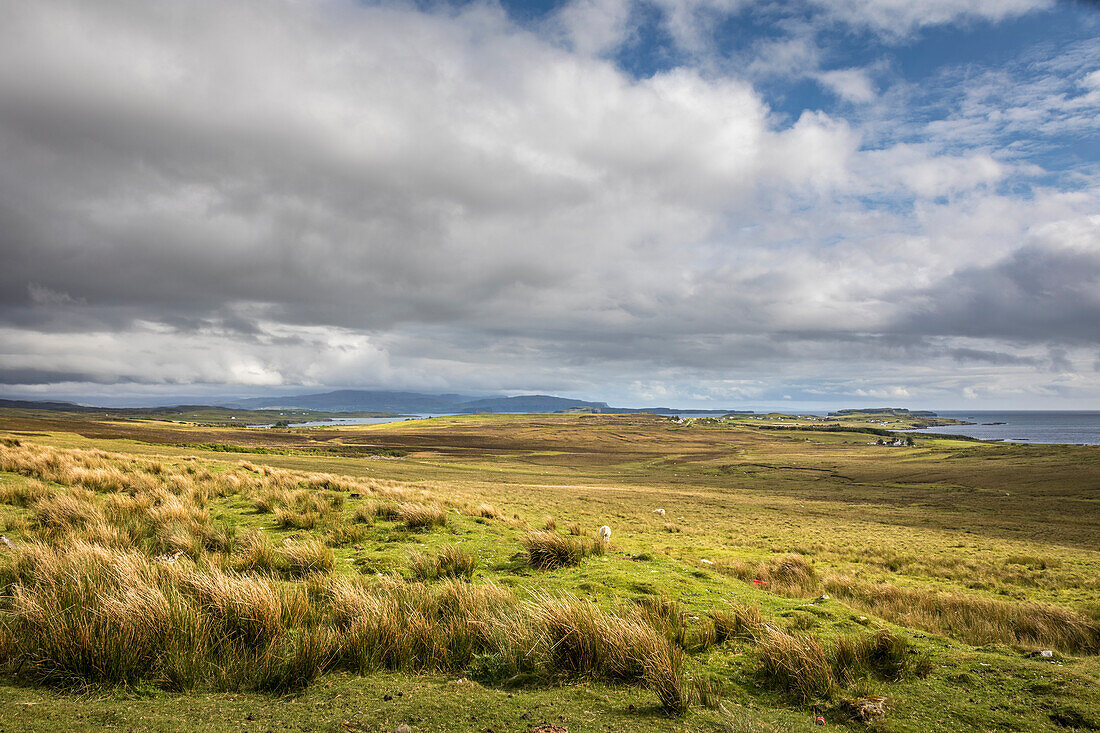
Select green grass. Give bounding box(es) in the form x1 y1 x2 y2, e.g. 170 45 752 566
0 409 1097 731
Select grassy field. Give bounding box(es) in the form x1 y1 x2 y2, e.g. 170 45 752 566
0 409 1097 732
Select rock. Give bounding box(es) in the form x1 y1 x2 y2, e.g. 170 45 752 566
392 725 412 733
0 534 16 550
652 508 666 516
1040 650 1054 657
840 695 888 723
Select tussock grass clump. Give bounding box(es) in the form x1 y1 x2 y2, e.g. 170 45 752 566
233 532 283 574
352 504 376 524
711 603 765 643
831 629 912 685
2 542 208 688
0 533 691 712
185 569 288 646
824 575 1100 654
689 675 724 710
323 523 369 547
0 479 52 507
409 546 477 581
251 626 335 692
397 503 447 529
530 594 688 714
280 540 335 578
474 503 503 520
33 494 103 534
756 627 834 702
716 553 819 596
373 503 401 521
523 531 584 570
758 625 927 703
274 507 319 530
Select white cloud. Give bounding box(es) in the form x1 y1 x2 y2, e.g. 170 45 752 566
0 0 1096 408
816 68 876 103
811 0 1051 38
554 0 635 56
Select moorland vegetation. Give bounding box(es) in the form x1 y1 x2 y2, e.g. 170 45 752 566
0 411 1097 731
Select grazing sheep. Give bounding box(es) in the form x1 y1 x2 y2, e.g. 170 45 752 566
598 525 612 540
652 508 666 516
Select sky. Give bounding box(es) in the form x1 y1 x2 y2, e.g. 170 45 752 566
0 0 1098 411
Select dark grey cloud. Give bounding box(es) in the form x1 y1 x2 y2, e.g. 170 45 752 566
891 245 1100 343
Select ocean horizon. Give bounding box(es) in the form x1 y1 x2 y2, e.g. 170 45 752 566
900 410 1100 445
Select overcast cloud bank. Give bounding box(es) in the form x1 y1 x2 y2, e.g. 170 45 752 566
1 0 1098 409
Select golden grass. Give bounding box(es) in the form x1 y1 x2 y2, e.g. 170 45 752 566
473 503 503 520
2 420 1097 724
756 627 834 702
754 625 923 703
714 554 819 597
522 531 583 570
409 545 477 581
0 479 52 507
824 575 1100 653
396 503 447 529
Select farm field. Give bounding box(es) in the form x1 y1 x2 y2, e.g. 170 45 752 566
0 410 1097 732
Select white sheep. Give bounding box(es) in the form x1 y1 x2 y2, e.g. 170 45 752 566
652 508 666 516
598 525 612 540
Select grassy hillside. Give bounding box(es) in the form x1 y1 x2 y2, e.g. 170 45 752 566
0 410 1097 732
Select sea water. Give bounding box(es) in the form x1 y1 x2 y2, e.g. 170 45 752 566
901 411 1100 445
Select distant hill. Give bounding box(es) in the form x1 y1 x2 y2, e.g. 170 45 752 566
226 390 477 413
456 395 610 413
224 390 740 415
1 390 746 417
0 398 97 411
